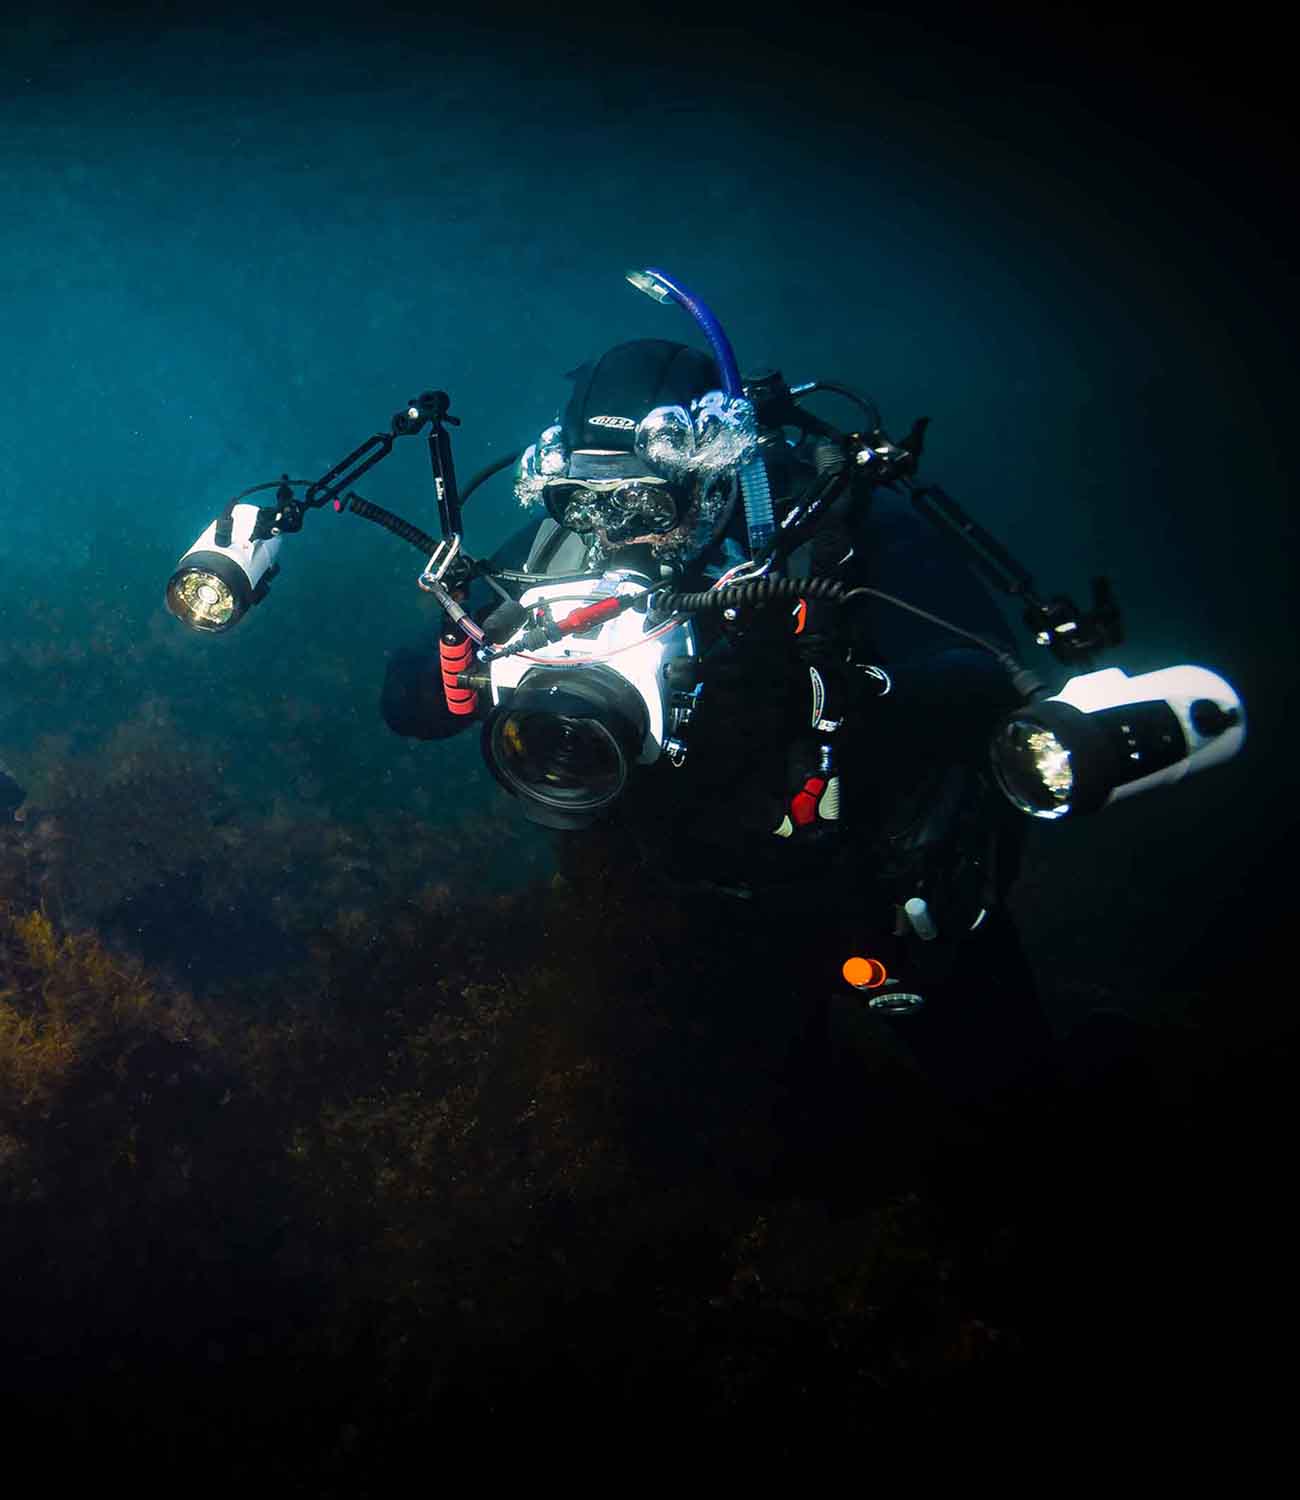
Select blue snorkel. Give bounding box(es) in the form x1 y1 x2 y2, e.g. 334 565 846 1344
625 267 775 557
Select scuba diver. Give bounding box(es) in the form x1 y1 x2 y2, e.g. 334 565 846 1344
377 332 1056 1107
162 266 1247 1120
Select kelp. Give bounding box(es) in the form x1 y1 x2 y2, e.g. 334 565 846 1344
0 826 1035 1460
0 572 1265 1467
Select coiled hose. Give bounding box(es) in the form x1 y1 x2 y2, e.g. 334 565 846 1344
654 575 1037 693
657 576 849 612
344 493 437 556
342 443 523 554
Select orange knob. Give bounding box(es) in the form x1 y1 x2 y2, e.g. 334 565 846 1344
842 956 887 990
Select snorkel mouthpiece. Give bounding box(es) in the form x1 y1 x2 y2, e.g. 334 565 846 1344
625 269 674 304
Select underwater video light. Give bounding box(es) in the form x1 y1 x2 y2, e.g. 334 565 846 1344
165 503 282 634
990 664 1245 819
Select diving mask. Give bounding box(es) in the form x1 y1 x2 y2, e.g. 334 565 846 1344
515 388 759 511
543 476 680 545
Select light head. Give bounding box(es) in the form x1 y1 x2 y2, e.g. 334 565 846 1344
165 503 281 634
991 664 1245 818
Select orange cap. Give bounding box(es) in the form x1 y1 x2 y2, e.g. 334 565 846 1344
842 956 887 990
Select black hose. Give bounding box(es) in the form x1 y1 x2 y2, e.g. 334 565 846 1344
495 568 605 585
213 477 317 545
655 575 1030 685
800 381 882 433
658 576 849 612
344 493 437 557
342 447 519 558
460 450 521 503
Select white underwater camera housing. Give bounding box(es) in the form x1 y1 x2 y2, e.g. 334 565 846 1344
481 569 701 830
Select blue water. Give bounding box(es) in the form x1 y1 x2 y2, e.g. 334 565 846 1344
1 2 1294 1027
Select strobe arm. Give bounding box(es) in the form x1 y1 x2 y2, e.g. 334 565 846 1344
909 484 1123 666
216 390 461 546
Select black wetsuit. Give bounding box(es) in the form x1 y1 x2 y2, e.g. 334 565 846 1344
382 461 1053 1109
